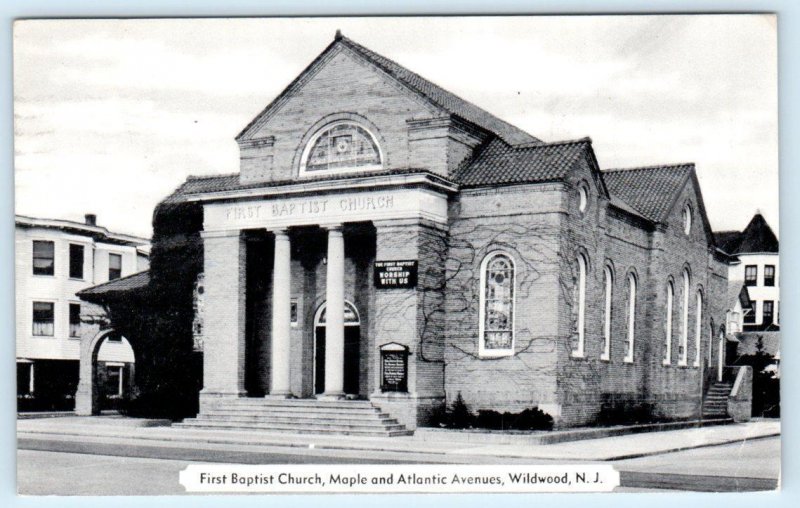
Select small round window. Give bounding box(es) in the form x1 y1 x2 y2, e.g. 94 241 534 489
578 183 589 213
683 205 692 235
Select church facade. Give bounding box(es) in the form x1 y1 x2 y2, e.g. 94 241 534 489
158 33 731 429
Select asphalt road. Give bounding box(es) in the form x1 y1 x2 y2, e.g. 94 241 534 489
17 436 780 495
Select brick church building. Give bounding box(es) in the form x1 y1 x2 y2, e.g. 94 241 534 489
80 33 739 431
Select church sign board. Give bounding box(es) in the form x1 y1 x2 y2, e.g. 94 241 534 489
374 260 418 289
380 343 409 392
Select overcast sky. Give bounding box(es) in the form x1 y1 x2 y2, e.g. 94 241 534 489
13 15 778 238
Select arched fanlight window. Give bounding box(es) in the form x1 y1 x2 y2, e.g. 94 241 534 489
664 281 674 365
680 269 690 365
479 252 515 357
572 253 588 358
601 265 613 361
300 122 382 175
694 290 703 367
624 273 637 363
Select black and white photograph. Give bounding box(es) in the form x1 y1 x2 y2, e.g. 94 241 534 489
13 15 780 495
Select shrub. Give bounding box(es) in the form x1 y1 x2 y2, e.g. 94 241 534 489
447 392 474 429
476 407 553 431
595 397 656 426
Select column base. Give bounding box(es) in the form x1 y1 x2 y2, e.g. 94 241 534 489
316 392 346 401
264 392 294 399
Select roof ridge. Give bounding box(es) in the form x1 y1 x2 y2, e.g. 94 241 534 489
186 172 239 181
515 137 592 149
339 35 542 146
603 162 695 173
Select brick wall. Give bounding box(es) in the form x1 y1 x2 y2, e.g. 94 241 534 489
238 46 485 182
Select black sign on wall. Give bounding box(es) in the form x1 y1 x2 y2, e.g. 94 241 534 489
374 260 418 289
380 343 409 392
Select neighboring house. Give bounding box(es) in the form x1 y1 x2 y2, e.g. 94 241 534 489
714 212 780 417
80 33 737 429
15 214 150 411
725 284 752 336
714 212 780 332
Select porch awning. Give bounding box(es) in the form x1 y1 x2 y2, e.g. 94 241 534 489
77 270 150 303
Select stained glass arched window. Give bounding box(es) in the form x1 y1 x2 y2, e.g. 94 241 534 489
301 122 382 174
479 252 515 356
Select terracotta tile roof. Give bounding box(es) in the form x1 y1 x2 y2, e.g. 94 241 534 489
601 164 694 222
339 35 542 147
456 137 591 187
77 270 150 301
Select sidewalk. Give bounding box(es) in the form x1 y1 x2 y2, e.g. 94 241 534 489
17 416 780 462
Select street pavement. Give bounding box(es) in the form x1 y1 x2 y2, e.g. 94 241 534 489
15 416 781 494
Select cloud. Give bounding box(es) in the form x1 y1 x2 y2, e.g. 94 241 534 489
13 16 778 236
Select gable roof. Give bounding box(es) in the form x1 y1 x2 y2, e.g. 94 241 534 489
713 213 779 255
237 32 541 147
601 164 694 222
456 137 592 187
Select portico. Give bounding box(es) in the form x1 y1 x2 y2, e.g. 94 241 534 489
194 177 452 416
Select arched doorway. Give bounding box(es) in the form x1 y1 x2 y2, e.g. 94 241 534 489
75 328 135 415
313 301 361 396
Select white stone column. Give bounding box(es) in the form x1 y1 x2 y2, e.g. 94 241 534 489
268 228 292 397
321 224 345 399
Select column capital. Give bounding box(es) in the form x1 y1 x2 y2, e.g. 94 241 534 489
200 229 243 239
320 223 343 232
268 227 290 237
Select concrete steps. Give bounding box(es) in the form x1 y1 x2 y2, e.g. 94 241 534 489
702 382 733 418
176 398 412 437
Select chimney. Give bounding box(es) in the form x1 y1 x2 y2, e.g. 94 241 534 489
84 214 97 226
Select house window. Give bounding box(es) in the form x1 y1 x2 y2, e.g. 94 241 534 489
601 266 613 361
32 302 54 336
479 252 515 357
106 365 124 397
624 273 636 363
744 265 757 286
663 281 674 365
764 265 775 287
32 240 55 276
679 269 690 366
300 122 382 174
108 253 122 280
69 244 84 279
743 303 756 324
69 303 81 338
572 254 587 358
694 291 703 367
763 300 774 325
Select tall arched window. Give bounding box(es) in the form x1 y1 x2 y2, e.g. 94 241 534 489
300 121 382 175
694 290 703 367
664 281 674 365
601 265 613 361
625 273 637 363
479 252 515 357
680 269 690 365
572 254 588 358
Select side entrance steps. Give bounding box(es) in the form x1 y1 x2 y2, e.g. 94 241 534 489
174 398 413 437
702 381 733 418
